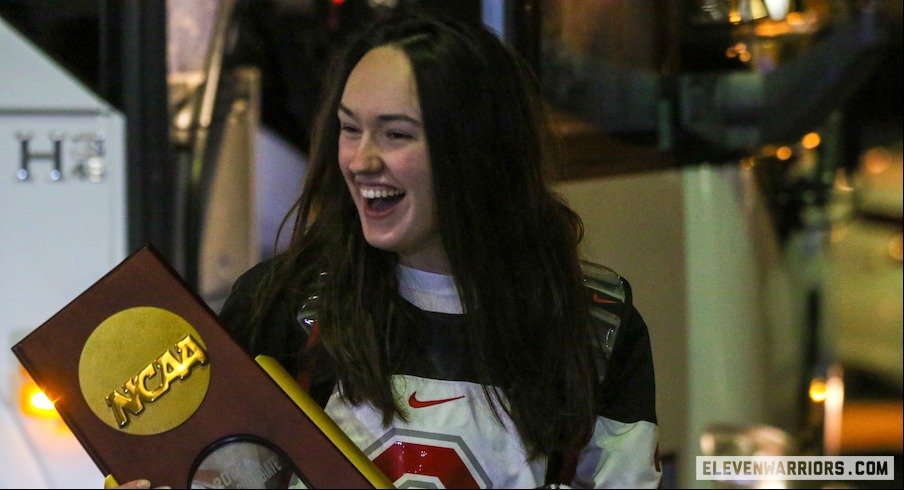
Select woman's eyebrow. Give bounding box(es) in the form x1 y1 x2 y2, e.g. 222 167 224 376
377 114 422 126
338 103 421 126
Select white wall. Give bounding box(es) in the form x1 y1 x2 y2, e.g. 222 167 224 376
555 164 785 487
555 170 689 476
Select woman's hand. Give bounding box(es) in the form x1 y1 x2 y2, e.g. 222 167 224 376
112 480 149 489
110 479 169 489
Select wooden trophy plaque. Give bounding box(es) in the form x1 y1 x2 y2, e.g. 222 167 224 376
12 247 391 489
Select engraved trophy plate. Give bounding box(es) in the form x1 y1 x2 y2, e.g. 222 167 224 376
191 437 306 489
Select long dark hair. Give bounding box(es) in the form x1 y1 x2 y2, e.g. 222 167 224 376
246 12 596 456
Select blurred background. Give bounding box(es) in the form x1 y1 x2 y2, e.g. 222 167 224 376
1 0 900 488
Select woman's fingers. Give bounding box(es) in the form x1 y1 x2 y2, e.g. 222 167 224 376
115 480 150 489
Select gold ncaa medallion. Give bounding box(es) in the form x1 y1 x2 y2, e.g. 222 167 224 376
79 307 210 435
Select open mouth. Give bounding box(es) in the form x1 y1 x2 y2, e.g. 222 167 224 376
361 187 406 213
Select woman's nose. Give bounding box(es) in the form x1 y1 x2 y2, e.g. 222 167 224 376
348 136 383 174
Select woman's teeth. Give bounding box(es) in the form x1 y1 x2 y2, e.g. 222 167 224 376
361 187 406 213
361 188 403 199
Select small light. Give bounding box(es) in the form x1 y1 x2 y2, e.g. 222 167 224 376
823 363 845 455
801 132 821 149
862 147 892 175
30 390 55 411
19 371 60 419
786 11 805 25
809 378 827 403
775 146 793 160
833 168 854 192
175 107 193 130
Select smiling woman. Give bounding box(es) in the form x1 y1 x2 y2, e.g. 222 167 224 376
336 45 444 272
209 10 661 489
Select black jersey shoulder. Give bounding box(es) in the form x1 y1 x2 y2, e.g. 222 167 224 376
218 258 309 375
581 260 630 386
581 261 657 425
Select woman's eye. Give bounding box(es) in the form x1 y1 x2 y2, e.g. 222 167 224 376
387 131 412 140
340 125 361 135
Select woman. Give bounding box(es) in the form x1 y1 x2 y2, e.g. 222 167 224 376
125 11 660 489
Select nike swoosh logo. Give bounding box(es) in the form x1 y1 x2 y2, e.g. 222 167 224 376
408 392 465 409
592 292 617 304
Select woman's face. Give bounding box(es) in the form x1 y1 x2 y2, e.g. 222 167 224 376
338 46 449 273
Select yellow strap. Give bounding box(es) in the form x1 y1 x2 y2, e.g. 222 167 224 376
255 355 394 488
